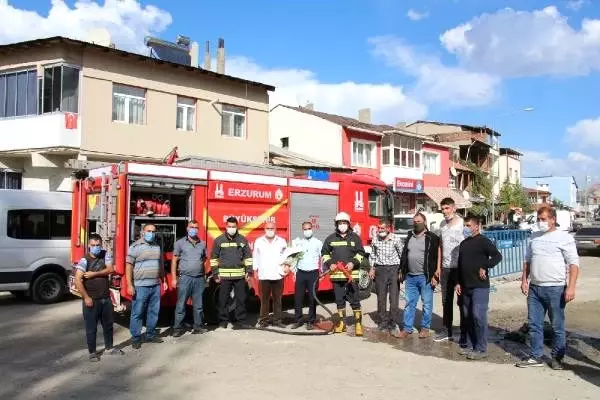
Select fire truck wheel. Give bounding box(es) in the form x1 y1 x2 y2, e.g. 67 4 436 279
31 272 66 304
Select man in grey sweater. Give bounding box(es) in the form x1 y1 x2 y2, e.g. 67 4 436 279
516 206 579 370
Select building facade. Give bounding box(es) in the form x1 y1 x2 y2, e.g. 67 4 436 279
0 36 274 191
522 176 579 209
498 148 522 186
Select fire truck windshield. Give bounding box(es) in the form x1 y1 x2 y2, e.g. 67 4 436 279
368 188 394 220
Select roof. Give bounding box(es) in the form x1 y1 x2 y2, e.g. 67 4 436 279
423 186 472 208
500 147 522 156
0 36 275 92
269 145 354 171
523 187 551 194
407 120 501 137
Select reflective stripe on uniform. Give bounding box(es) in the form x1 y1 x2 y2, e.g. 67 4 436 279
330 269 360 281
243 258 253 266
210 259 219 267
321 254 331 262
220 242 241 248
219 267 245 277
330 241 349 247
354 253 364 262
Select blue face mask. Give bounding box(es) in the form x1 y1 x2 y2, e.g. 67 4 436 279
89 245 102 256
188 228 198 238
144 232 155 242
463 227 473 238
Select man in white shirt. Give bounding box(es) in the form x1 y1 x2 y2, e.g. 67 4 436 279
253 222 289 328
516 206 579 370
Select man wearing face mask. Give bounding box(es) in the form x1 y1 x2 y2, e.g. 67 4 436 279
455 217 502 360
75 233 124 361
397 213 441 339
321 212 367 336
210 216 254 330
252 221 288 328
126 223 166 349
516 206 579 370
291 221 323 330
172 220 208 337
369 220 404 333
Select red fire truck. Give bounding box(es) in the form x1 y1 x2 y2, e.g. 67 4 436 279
68 158 394 320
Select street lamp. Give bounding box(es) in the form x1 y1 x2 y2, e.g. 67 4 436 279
490 107 534 224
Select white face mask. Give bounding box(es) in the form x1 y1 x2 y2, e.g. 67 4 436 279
378 231 388 239
537 221 550 232
265 229 275 238
303 229 313 239
337 223 349 233
226 227 237 236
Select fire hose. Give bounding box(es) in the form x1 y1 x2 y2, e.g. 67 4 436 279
312 261 353 333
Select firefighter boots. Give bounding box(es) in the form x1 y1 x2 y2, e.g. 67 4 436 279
334 309 346 333
354 310 364 337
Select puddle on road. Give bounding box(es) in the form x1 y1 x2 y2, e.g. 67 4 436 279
358 327 524 365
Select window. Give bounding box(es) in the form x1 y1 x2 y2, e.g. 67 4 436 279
0 171 22 189
514 170 519 181
6 209 71 240
38 65 79 114
423 152 440 174
351 140 375 168
112 84 145 124
382 135 421 169
280 137 289 149
221 105 246 138
0 69 37 118
368 188 388 217
176 96 196 131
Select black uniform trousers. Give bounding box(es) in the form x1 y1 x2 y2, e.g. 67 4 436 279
333 280 361 310
218 278 247 323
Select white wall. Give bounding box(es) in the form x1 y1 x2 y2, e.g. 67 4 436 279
498 155 521 185
0 113 81 151
269 106 343 165
381 166 423 186
22 156 72 191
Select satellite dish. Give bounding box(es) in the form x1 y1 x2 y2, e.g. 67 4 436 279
450 166 458 177
462 190 470 200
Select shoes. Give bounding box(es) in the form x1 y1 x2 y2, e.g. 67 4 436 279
233 322 253 330
515 358 545 368
457 347 471 356
106 348 125 356
467 351 488 360
334 310 346 334
172 329 185 338
146 336 164 344
192 328 208 335
433 333 453 343
256 321 269 329
291 322 304 330
418 329 431 339
89 353 100 362
218 322 229 330
353 310 363 337
272 322 287 329
550 358 564 370
132 341 141 350
394 330 411 339
306 322 314 331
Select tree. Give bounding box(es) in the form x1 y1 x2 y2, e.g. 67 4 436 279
464 161 492 218
498 180 533 214
552 198 568 210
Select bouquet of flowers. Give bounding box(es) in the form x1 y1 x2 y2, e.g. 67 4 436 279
279 240 305 277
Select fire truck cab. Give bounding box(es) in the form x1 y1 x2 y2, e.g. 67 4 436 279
69 158 393 321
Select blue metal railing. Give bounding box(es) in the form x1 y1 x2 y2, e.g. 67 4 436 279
482 229 532 277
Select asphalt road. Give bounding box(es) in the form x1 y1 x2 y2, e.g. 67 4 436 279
1 258 599 400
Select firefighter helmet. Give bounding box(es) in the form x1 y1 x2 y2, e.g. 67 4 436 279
334 212 351 222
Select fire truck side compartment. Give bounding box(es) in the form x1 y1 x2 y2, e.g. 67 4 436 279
289 192 339 243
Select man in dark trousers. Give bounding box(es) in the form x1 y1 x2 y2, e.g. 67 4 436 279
456 216 502 360
75 233 124 361
210 216 254 330
172 220 208 337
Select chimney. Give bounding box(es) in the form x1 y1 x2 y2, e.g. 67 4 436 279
203 40 211 70
189 41 199 68
304 102 314 110
358 108 371 124
216 38 225 74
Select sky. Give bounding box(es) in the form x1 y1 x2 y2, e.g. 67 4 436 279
1 0 600 187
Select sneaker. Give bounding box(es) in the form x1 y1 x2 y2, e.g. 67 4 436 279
132 341 141 350
106 348 125 356
457 347 471 356
172 329 185 338
306 322 314 331
515 358 545 368
233 322 253 330
390 325 401 337
550 358 564 370
256 321 269 329
88 353 100 362
192 328 208 335
433 333 453 343
467 351 488 360
291 322 304 330
146 336 164 344
418 329 431 339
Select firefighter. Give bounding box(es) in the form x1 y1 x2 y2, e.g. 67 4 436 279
210 216 254 330
321 211 367 336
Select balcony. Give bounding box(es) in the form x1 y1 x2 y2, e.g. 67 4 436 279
0 113 81 151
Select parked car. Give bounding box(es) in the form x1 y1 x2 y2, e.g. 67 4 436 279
574 227 600 256
0 190 72 303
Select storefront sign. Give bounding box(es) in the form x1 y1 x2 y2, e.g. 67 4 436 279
394 178 424 193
